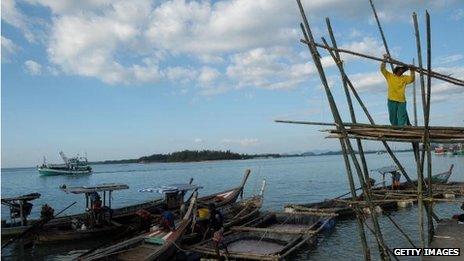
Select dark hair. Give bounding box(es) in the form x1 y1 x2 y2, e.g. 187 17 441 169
208 202 216 210
393 66 407 75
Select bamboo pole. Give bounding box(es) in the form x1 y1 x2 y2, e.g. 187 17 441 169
425 11 435 244
325 20 373 192
385 213 417 248
296 2 390 258
300 39 464 86
368 0 393 71
413 58 418 126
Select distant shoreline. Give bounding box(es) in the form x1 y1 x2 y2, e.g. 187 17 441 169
91 149 414 165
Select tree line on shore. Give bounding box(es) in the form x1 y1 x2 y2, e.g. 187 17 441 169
93 148 413 164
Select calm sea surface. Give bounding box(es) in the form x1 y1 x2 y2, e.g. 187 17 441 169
2 153 463 260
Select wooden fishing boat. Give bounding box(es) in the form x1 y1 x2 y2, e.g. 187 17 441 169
62 169 250 223
35 183 130 244
1 193 41 239
79 191 198 261
191 211 335 260
184 180 266 244
285 165 454 219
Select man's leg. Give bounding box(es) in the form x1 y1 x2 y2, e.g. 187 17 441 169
388 100 398 125
397 102 409 126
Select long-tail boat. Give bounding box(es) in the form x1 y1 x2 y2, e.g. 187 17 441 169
190 211 335 260
285 164 454 219
79 191 199 261
1 193 41 239
35 183 130 243
184 180 266 244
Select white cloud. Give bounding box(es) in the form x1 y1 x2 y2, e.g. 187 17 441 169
226 46 314 90
436 54 464 66
222 138 259 147
349 71 385 93
1 36 20 62
165 66 198 83
24 60 42 75
198 67 220 85
194 138 203 143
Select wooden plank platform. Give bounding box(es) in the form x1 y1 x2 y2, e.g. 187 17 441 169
424 220 464 261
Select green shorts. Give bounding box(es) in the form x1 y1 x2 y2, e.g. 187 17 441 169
387 100 409 126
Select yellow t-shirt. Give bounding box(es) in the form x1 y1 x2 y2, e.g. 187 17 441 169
380 63 415 102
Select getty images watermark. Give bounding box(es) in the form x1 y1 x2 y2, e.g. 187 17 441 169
393 248 460 256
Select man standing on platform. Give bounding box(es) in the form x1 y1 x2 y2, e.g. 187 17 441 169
381 54 415 126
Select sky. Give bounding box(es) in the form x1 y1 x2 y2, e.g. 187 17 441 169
1 0 463 168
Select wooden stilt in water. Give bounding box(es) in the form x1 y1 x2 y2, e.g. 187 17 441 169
412 12 426 249
425 11 435 244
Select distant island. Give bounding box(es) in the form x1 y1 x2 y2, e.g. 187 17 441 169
93 148 413 164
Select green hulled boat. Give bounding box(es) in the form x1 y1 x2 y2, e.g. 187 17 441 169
38 151 92 176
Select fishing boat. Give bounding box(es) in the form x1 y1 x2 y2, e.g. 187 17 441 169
184 180 266 244
35 183 130 243
79 191 199 261
38 151 92 175
191 211 335 260
284 165 454 219
1 193 41 239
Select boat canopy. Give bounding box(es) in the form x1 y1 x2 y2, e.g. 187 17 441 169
139 183 202 194
1 193 41 203
61 183 129 194
371 166 400 175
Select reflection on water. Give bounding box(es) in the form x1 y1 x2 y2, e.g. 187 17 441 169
2 153 463 260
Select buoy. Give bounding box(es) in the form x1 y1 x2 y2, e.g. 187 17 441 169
397 200 413 208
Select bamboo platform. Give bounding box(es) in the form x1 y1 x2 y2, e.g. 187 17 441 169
424 220 464 261
324 124 464 143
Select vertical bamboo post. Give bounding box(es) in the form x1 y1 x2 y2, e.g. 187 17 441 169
413 11 433 248
413 15 425 246
368 0 394 70
412 58 418 126
296 1 390 259
425 11 435 244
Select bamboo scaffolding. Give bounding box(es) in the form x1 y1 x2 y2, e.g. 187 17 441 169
286 1 462 259
275 120 464 131
318 35 416 185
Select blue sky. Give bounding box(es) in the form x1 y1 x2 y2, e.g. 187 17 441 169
2 0 463 167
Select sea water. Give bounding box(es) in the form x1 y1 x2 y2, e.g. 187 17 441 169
1 153 463 260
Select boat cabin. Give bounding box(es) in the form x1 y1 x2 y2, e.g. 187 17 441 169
61 183 129 222
1 193 41 227
139 183 202 210
371 166 401 189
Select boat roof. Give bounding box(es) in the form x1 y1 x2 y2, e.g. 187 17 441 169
1 193 41 202
62 183 129 194
139 183 202 194
371 166 400 175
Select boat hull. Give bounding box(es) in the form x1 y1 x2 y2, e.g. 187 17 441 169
38 168 92 176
